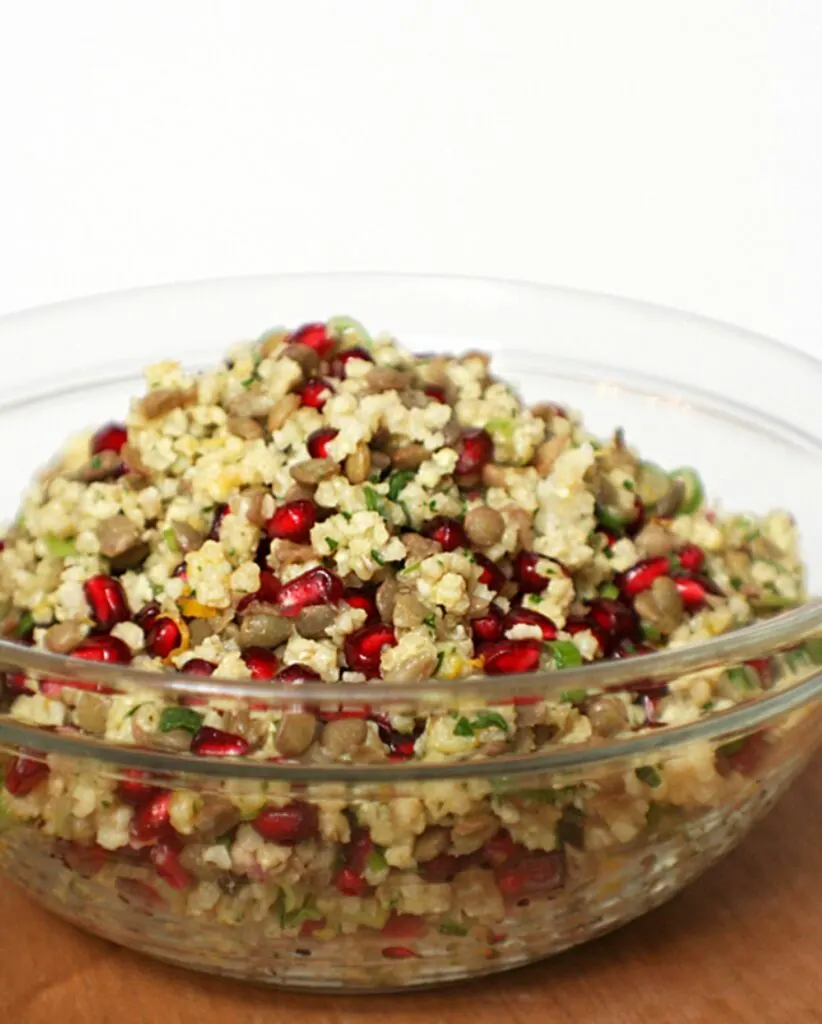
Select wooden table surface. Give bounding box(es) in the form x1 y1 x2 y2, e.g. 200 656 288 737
2 760 820 1024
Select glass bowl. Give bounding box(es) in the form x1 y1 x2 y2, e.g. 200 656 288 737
0 273 821 992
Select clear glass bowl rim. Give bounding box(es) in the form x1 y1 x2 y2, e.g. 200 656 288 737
1 271 821 779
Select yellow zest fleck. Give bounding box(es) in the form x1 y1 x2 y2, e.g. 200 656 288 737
179 597 218 619
164 616 190 662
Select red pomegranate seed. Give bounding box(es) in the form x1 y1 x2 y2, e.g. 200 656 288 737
4 753 48 796
512 551 552 594
287 322 335 358
382 946 418 960
323 705 371 722
277 663 322 684
173 561 188 582
423 516 467 552
586 598 638 653
495 850 566 900
145 617 183 659
618 557 672 598
674 577 709 608
344 623 397 677
252 802 319 844
455 428 493 477
242 646 279 680
90 422 128 455
503 607 557 641
746 658 772 688
329 346 374 379
3 671 32 697
208 503 230 541
677 544 706 573
277 566 343 618
306 427 338 459
336 865 369 897
191 726 250 757
84 574 130 630
471 607 505 644
345 828 375 875
237 570 281 612
150 836 192 890
116 769 161 806
298 377 333 410
343 587 379 623
60 841 108 877
136 602 162 633
299 918 326 938
180 658 216 676
721 731 768 776
479 639 542 675
129 790 173 845
266 499 317 543
482 831 522 867
73 634 132 665
475 553 505 593
423 384 447 403
381 914 425 939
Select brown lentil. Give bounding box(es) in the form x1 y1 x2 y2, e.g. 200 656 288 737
464 506 505 547
226 415 265 441
321 718 368 757
275 712 317 757
43 620 86 654
267 393 301 433
344 444 371 485
290 458 338 485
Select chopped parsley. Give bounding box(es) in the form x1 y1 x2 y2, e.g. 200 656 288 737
163 527 180 554
371 548 385 566
364 486 390 522
13 612 34 637
433 650 445 676
559 688 588 704
423 613 436 630
547 640 583 669
599 582 619 600
453 710 509 736
240 349 264 388
439 921 469 937
387 469 415 501
340 510 352 522
45 535 77 558
366 848 388 874
158 707 204 734
325 537 339 552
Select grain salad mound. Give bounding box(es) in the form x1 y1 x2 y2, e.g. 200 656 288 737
0 317 810 979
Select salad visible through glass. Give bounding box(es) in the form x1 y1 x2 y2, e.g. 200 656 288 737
0 316 812 986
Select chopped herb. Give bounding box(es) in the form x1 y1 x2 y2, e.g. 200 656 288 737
527 594 541 607
547 640 583 669
439 921 469 937
730 576 744 590
89 455 103 470
45 535 77 558
240 350 263 388
163 527 180 554
326 537 339 552
670 467 704 515
428 499 437 511
595 503 629 535
227 547 237 558
364 486 380 512
371 548 385 566
559 688 588 704
485 417 515 440
433 650 445 675
397 499 412 525
13 612 34 637
158 706 204 734
366 848 388 874
124 703 147 719
599 582 619 600
805 638 822 665
508 788 558 804
785 648 808 673
622 479 635 491
216 832 233 848
667 554 682 576
724 666 757 692
387 470 415 501
453 710 509 736
635 765 662 788
641 622 663 643
423 613 436 630
340 510 352 522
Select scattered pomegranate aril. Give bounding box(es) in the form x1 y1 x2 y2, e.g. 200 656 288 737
286 322 335 358
129 790 173 845
423 384 447 403
335 865 369 896
382 946 418 960
306 427 338 460
237 569 281 612
677 544 706 573
475 553 506 593
512 551 552 594
4 753 49 796
251 802 319 844
145 617 183 659
342 587 379 623
180 658 216 676
150 836 192 890
502 607 557 641
329 346 374 378
674 576 709 608
423 516 467 552
266 499 317 544
72 634 132 666
720 730 768 776
135 602 162 633
746 657 772 688
299 918 326 938
90 422 128 455
495 850 566 900
3 671 32 697
299 377 333 410
191 726 250 757
242 646 279 680
455 428 493 477
277 566 343 618
381 914 426 940
471 607 505 644
617 557 671 598
344 827 375 875
481 830 522 867
373 716 423 759
277 663 322 684
116 769 161 807
344 623 397 677
479 639 542 675
83 574 130 630
208 503 230 541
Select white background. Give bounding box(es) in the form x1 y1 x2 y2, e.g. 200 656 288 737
0 1 820 355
